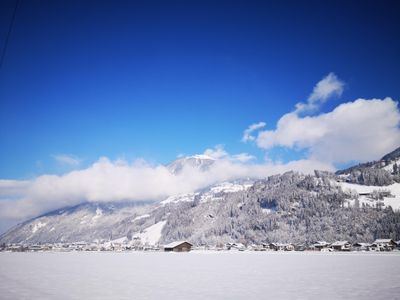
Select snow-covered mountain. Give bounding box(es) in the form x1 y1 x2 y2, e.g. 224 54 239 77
166 154 216 174
0 201 155 244
336 146 400 178
1 148 400 246
0 181 253 245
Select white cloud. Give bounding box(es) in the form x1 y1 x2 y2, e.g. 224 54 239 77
53 154 81 167
0 154 333 232
308 72 344 102
295 72 344 113
202 145 255 162
256 97 400 163
231 153 255 162
242 122 266 142
243 73 399 165
203 145 228 159
242 73 344 147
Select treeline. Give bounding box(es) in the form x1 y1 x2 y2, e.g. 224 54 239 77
346 168 396 186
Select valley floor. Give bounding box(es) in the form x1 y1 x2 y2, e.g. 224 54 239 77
0 251 399 299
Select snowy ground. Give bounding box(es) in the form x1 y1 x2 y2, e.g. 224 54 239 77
338 182 400 210
1 252 399 300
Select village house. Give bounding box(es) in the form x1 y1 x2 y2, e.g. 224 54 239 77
260 243 271 251
353 242 371 251
225 242 246 251
249 243 274 251
28 244 47 252
247 244 262 251
269 243 294 251
269 243 282 251
294 244 306 251
311 241 331 251
7 244 26 252
370 239 397 251
331 241 351 251
283 243 295 251
164 241 193 252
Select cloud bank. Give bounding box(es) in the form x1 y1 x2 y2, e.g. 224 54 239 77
0 152 333 232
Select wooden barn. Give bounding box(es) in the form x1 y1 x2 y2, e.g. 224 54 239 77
163 241 193 252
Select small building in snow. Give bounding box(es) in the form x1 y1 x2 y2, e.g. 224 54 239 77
371 239 397 251
163 241 193 252
331 241 351 251
269 243 294 251
311 241 331 251
225 242 246 251
353 242 371 251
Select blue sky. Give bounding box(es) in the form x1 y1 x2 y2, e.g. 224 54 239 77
1 0 400 179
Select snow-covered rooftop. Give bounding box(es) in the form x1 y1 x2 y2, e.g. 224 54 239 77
373 239 395 244
331 241 350 246
163 241 192 248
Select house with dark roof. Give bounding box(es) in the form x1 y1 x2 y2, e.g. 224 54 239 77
163 241 193 252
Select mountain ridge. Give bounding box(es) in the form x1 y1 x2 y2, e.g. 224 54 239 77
336 146 400 176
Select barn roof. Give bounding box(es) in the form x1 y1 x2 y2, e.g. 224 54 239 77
373 239 395 244
164 241 192 248
313 241 330 246
353 242 371 247
331 241 350 246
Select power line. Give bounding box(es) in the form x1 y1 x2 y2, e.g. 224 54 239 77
0 0 20 70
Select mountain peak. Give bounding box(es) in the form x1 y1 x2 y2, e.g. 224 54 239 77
166 155 216 175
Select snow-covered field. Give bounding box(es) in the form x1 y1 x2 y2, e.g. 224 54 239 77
338 182 400 210
1 252 399 300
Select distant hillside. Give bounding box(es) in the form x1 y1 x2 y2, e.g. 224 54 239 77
336 146 400 186
382 147 400 162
